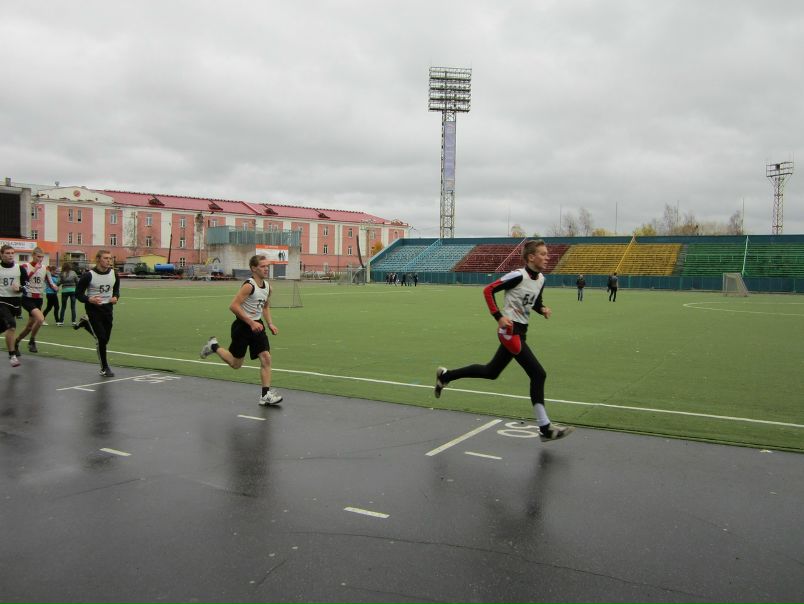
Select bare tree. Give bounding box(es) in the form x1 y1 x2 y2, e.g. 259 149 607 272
578 207 594 236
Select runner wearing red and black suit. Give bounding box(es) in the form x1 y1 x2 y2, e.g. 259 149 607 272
75 250 120 377
433 239 574 442
0 244 27 366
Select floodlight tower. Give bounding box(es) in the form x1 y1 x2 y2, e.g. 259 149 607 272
429 66 471 239
766 161 794 234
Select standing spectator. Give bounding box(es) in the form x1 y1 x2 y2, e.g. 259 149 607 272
608 272 619 302
199 254 283 407
413 273 418 287
42 267 60 325
576 273 586 302
57 261 79 326
75 250 120 377
14 247 48 353
0 244 25 367
433 240 574 442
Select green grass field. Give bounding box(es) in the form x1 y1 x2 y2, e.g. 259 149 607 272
27 280 804 452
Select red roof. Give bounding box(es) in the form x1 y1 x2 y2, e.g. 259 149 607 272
100 190 404 226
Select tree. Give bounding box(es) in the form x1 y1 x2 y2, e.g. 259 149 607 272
510 224 526 237
371 240 384 255
727 210 744 235
633 223 658 236
578 207 594 236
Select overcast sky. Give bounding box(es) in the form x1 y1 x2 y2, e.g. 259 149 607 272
2 1 803 237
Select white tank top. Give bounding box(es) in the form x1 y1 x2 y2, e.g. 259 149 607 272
241 277 269 321
87 269 117 304
22 263 46 298
0 263 22 298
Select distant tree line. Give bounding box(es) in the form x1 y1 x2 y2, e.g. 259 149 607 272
525 204 745 238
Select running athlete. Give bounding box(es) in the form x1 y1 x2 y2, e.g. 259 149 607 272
0 244 25 367
14 247 53 354
433 239 574 442
199 254 283 406
74 250 120 377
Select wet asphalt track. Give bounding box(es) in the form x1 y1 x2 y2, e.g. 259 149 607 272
1 355 802 602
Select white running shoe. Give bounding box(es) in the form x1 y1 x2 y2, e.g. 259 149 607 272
540 424 575 442
258 389 283 406
200 336 218 359
434 367 448 398
10 355 20 367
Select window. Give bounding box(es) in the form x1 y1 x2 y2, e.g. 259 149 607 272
31 230 38 240
323 225 329 236
179 217 186 228
109 234 117 246
77 209 83 223
19 254 30 263
370 230 375 240
77 233 83 244
178 257 186 268
323 244 329 255
348 227 353 238
31 206 39 219
67 232 73 244
145 214 152 226
347 246 353 256
209 219 217 227
145 235 153 248
110 212 118 225
68 209 74 222
179 237 186 248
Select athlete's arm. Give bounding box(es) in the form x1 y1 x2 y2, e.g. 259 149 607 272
110 271 121 304
483 273 523 328
262 297 278 335
75 271 92 303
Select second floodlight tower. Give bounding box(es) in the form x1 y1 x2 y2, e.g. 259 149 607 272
429 66 471 239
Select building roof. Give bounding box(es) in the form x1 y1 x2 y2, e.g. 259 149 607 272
99 190 406 226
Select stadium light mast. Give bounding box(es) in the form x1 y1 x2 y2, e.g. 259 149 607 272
766 161 794 234
429 66 471 239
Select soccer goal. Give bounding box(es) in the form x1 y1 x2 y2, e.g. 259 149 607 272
269 279 303 308
722 272 749 296
337 267 367 285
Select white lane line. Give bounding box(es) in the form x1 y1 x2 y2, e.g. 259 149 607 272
237 414 267 421
465 451 503 460
344 507 390 519
57 373 170 391
100 448 131 457
38 341 804 430
426 419 503 457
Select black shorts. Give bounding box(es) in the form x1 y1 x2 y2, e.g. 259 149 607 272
0 301 19 332
21 297 43 314
229 319 270 360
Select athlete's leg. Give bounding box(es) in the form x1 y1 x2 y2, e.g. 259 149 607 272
441 345 513 383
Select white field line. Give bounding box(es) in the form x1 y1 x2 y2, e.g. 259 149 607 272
683 301 804 316
237 414 267 421
465 451 503 460
38 341 804 430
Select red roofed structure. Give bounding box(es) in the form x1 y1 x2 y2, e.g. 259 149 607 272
24 185 409 275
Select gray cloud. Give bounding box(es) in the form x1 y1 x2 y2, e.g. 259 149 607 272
2 0 802 237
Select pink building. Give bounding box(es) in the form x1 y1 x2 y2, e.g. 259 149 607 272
26 186 408 273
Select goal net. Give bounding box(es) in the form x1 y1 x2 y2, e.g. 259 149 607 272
269 279 303 308
337 267 367 285
722 273 749 297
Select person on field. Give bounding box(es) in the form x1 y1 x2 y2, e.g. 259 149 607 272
57 261 79 326
434 239 574 442
14 247 50 353
0 244 25 367
608 272 619 302
75 250 121 377
200 254 283 407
